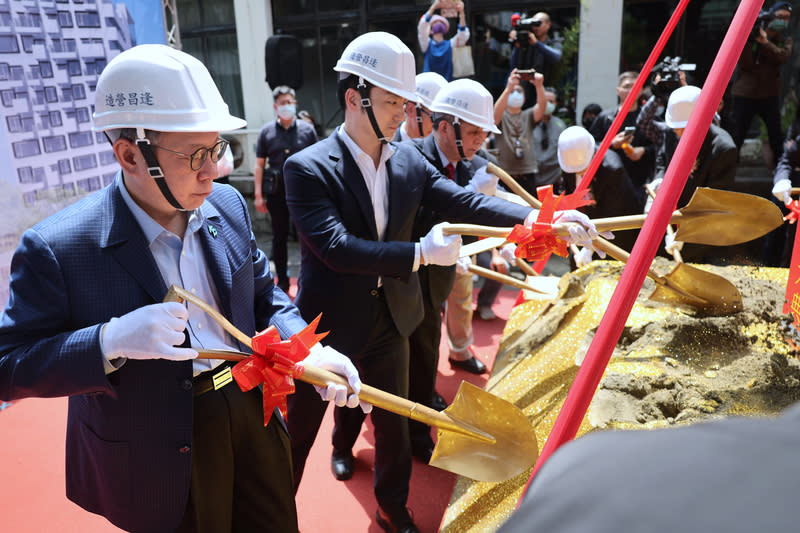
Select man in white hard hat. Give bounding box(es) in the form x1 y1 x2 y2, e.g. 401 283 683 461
393 71 448 141
283 32 599 533
0 44 366 533
556 125 641 265
645 85 737 262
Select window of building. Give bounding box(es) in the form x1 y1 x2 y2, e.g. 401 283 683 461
103 172 116 185
0 63 7 80
0 89 13 107
73 153 97 170
75 11 100 27
67 59 81 76
77 176 101 192
39 61 53 78
75 107 90 123
72 83 86 100
0 35 18 53
44 86 57 102
21 35 34 53
33 167 46 183
99 150 116 165
43 135 67 152
18 11 42 28
57 10 72 27
57 158 71 174
0 11 11 26
95 131 106 144
12 139 41 158
68 130 93 148
61 86 72 101
9 65 23 80
49 110 62 126
6 114 34 133
17 166 33 183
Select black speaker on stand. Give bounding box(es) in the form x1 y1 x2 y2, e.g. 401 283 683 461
265 34 303 90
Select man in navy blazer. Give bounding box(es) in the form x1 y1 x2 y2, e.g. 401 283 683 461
283 32 599 533
0 45 364 533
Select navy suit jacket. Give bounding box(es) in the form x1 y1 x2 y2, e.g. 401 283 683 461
283 130 531 356
0 176 306 532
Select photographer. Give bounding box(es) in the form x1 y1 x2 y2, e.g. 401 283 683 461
254 86 318 292
731 1 792 169
508 11 562 108
493 68 546 194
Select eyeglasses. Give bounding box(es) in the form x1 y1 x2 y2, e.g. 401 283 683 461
151 138 229 171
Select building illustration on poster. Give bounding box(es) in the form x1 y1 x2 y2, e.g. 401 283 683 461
0 0 156 306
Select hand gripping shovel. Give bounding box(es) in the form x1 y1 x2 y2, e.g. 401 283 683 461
485 164 742 315
164 285 538 482
443 187 784 246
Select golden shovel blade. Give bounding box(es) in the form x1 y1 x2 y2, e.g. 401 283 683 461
673 188 784 245
649 262 743 315
430 381 538 482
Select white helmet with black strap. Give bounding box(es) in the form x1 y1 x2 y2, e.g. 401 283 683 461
429 79 500 161
92 44 246 211
334 31 419 143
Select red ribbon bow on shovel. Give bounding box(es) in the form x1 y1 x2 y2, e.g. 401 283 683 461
507 185 570 261
784 199 800 225
232 315 328 424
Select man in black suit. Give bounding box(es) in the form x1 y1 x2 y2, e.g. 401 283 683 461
283 32 599 533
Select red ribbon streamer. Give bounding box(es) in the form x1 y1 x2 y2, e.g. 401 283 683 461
784 200 800 224
232 315 328 424
507 185 568 261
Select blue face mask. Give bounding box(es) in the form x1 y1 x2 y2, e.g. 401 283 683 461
769 19 789 32
508 91 525 108
545 102 556 115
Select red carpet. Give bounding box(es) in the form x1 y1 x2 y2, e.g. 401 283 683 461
0 283 518 533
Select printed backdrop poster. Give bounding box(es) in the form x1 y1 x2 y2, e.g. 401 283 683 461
0 0 164 305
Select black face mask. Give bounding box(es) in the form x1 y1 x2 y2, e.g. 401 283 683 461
582 116 595 129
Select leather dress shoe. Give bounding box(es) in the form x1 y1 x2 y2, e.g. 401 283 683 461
330 449 354 481
448 354 487 375
431 391 447 411
376 508 420 533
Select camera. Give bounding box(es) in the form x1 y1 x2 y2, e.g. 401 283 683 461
511 15 543 48
518 69 537 81
651 56 696 99
750 10 774 40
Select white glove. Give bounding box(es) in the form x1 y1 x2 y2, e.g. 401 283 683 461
420 222 462 266
455 256 472 276
302 344 371 413
466 166 499 196
101 302 198 361
772 178 792 204
573 246 595 267
552 210 607 248
664 232 684 255
499 243 517 264
644 178 663 213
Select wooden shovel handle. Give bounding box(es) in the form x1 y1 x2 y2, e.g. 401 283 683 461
487 162 540 208
467 264 548 294
168 286 495 443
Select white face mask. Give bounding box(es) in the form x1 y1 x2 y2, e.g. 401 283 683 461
545 101 556 115
508 91 525 108
655 105 665 116
277 103 296 121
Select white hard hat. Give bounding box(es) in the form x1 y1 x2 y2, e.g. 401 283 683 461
334 32 419 103
429 79 501 134
558 126 596 173
92 44 246 133
665 85 701 129
415 72 447 108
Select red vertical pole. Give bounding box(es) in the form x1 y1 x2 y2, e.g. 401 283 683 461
520 0 767 500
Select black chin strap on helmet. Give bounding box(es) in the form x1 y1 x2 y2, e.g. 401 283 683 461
135 128 187 211
357 77 388 144
415 103 425 137
452 117 469 162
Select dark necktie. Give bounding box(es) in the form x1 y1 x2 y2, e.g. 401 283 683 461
445 163 455 181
